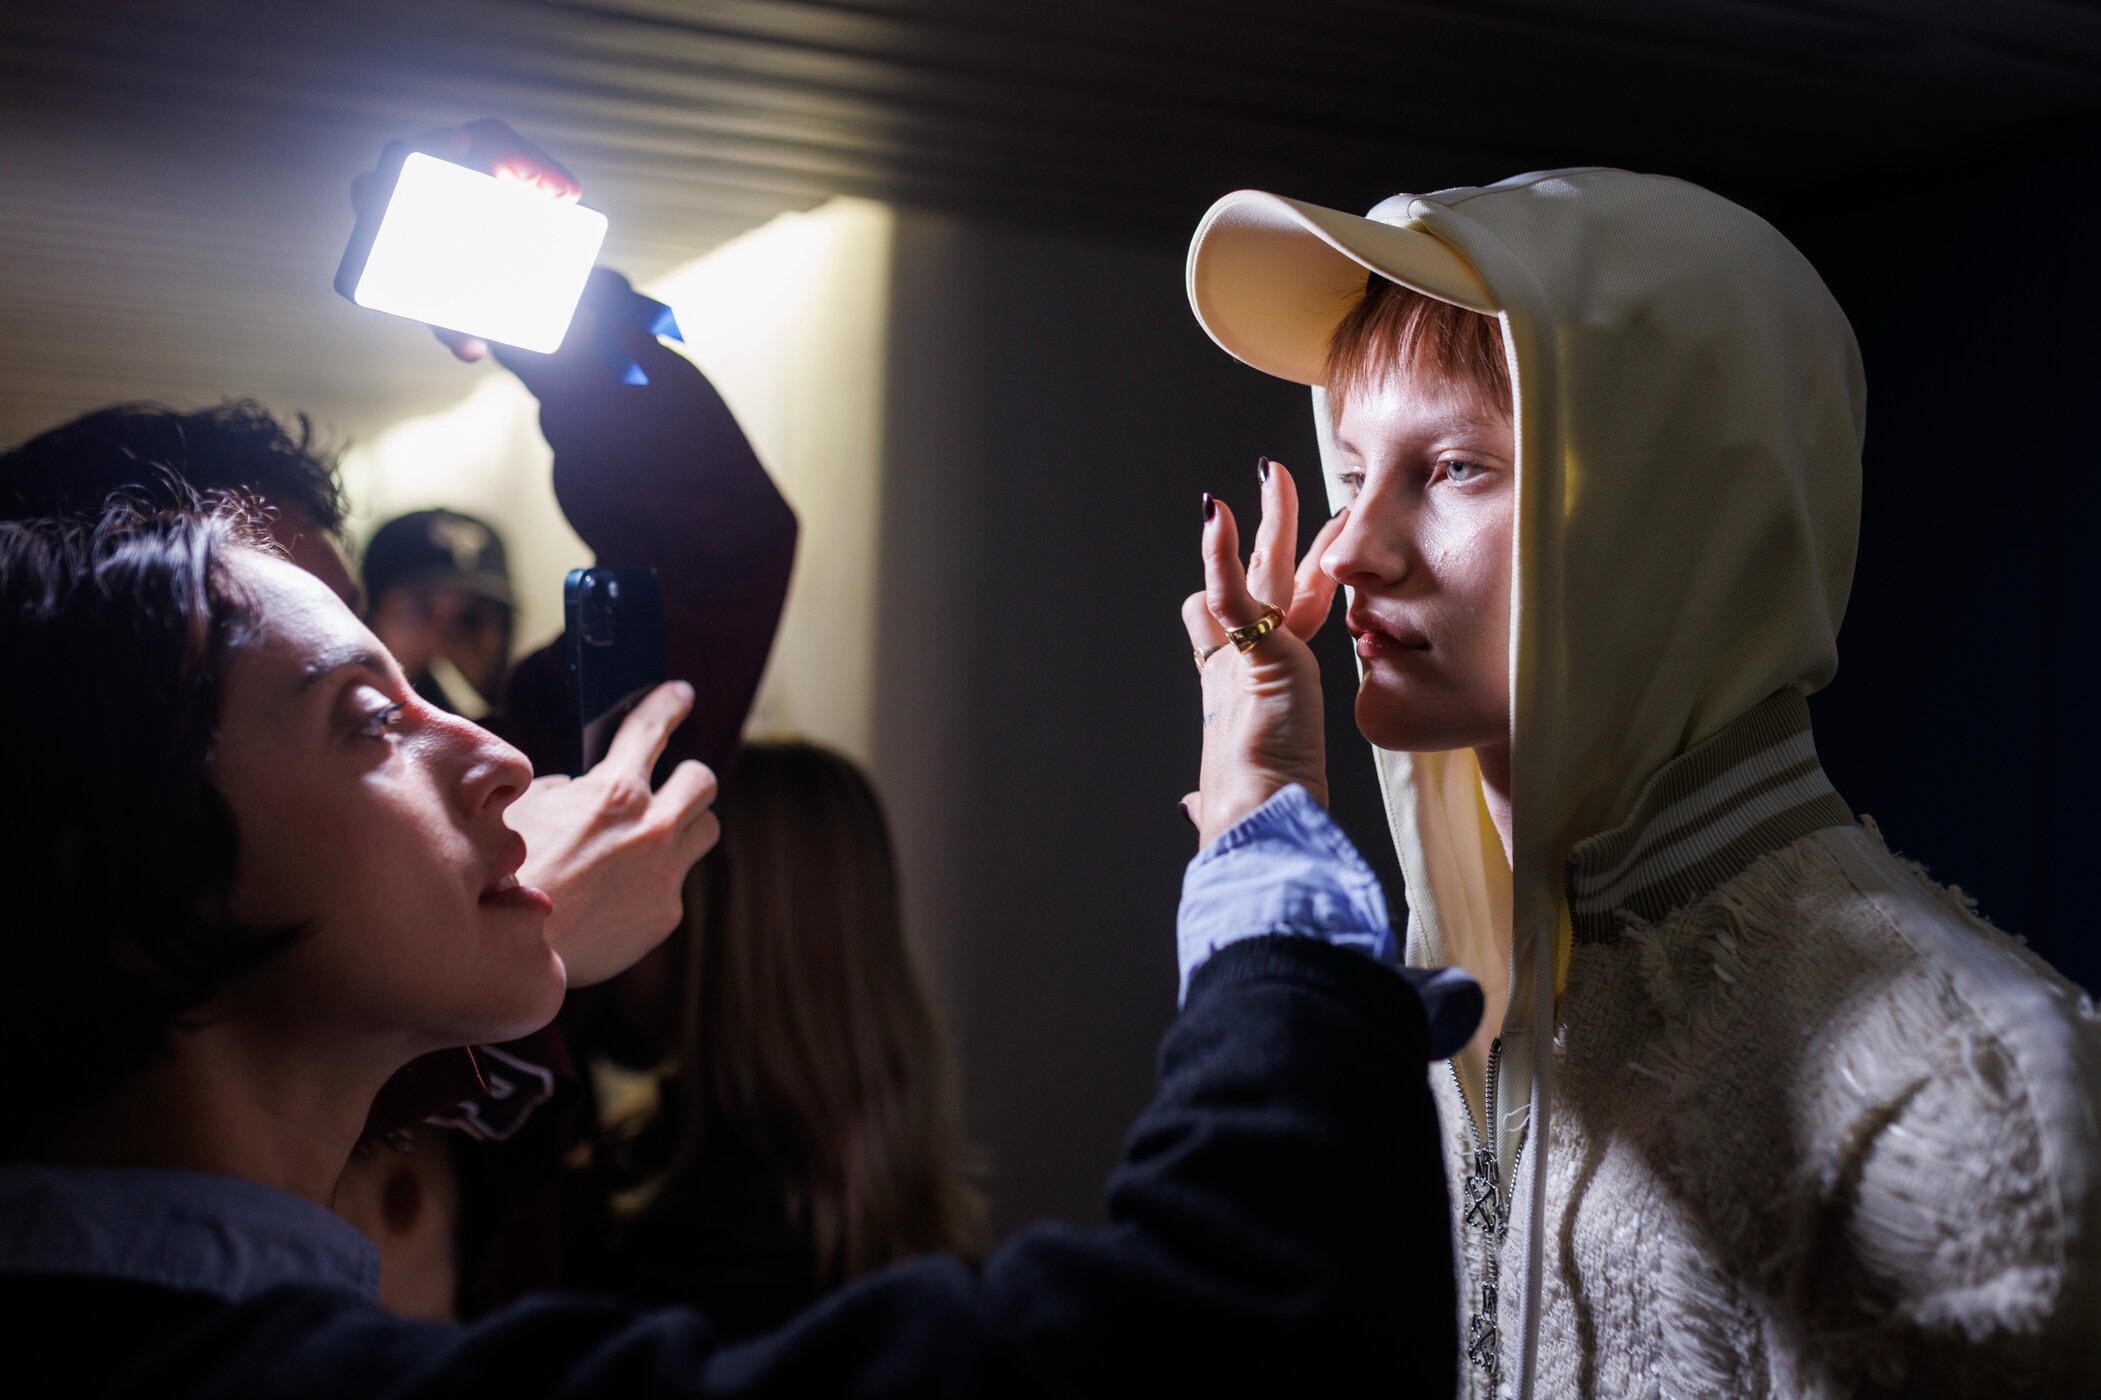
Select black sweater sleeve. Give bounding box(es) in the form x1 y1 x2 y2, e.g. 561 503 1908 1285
109 937 1459 1399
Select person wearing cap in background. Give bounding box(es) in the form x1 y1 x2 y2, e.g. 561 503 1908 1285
1175 169 2101 1397
362 507 518 720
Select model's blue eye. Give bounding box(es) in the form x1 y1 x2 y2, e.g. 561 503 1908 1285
1444 458 1481 483
356 702 405 740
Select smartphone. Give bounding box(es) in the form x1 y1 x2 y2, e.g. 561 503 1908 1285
562 567 665 779
335 142 609 353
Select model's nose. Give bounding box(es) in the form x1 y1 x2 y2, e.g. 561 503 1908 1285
1322 492 1411 589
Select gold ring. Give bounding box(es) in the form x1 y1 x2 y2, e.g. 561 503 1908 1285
1193 642 1225 673
1226 601 1285 653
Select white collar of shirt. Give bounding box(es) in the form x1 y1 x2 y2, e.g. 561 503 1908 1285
0 1163 379 1304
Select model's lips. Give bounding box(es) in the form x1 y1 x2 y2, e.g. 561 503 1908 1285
480 832 552 914
1346 607 1430 658
481 832 528 896
482 881 555 916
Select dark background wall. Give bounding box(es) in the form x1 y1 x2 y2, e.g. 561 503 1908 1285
1779 128 2101 995
875 210 1316 1231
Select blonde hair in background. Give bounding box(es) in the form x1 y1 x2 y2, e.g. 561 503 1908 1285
633 740 987 1283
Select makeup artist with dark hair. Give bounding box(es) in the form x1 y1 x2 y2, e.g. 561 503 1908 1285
0 500 1474 1395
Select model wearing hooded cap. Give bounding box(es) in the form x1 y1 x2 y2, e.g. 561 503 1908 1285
1179 169 2101 1397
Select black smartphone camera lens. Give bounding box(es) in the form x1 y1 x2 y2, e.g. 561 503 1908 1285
580 571 620 646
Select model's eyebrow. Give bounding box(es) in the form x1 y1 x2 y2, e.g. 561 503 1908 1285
1423 409 1508 442
294 644 392 697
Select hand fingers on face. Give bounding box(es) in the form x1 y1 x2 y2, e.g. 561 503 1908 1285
599 681 696 779
1286 508 1349 639
1182 590 1228 650
1179 791 1202 832
1245 460 1300 615
1202 498 1264 631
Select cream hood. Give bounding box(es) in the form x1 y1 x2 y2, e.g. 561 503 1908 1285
1188 166 1862 1000
1187 168 1864 1395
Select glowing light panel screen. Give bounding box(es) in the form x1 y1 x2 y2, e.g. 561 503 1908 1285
350 154 608 353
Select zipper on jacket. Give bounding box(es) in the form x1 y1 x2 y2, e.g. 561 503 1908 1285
1452 1036 1521 1388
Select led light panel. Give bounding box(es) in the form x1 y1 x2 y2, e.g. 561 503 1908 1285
350 153 608 353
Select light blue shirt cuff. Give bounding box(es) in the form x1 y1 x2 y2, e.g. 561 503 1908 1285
1176 784 1398 1006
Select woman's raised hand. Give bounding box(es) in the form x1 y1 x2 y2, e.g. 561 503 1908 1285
1181 459 1348 847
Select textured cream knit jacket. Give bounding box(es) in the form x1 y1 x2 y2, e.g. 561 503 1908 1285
1434 694 2101 1398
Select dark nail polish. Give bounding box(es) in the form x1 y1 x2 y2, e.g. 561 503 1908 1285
1202 492 1216 523
1257 455 1271 484
1331 505 1345 521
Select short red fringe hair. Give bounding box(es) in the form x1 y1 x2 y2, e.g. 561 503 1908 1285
1322 276 1511 421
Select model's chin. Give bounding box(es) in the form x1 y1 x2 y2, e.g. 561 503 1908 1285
470 961 567 1047
1354 674 1502 756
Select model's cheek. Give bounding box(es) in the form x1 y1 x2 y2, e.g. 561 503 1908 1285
1419 501 1501 583
1444 517 1514 637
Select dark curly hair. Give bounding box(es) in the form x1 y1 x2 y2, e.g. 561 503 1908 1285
0 400 347 534
0 503 304 1152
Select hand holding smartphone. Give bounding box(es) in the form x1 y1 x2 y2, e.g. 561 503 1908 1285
564 567 668 780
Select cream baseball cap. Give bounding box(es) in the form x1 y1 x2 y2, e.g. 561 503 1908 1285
1185 190 1499 387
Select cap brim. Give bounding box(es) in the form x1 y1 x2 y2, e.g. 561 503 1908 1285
1187 190 1499 387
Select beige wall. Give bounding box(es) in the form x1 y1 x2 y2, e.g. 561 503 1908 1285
653 200 893 764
